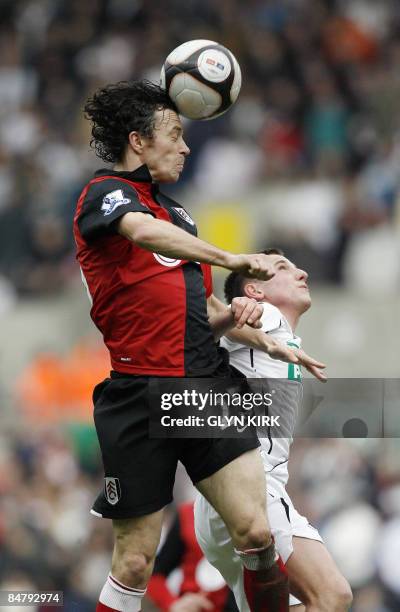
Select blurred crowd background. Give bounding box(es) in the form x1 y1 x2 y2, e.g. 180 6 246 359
1 0 400 610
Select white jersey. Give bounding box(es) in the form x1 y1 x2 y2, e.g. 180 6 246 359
195 305 323 609
221 303 302 491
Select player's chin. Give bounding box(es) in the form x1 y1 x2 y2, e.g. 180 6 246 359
167 168 183 182
158 171 180 183
299 293 311 311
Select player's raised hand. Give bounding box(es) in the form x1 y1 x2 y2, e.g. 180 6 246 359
264 337 299 363
264 338 327 382
227 253 275 281
295 348 327 382
231 297 264 329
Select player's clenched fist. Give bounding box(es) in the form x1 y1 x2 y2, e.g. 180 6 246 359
231 297 264 329
226 253 275 280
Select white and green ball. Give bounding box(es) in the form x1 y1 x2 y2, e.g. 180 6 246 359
160 39 242 120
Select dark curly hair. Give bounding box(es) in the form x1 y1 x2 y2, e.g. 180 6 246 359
224 248 284 304
84 80 177 163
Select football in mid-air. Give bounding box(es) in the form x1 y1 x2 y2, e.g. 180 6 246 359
160 39 242 120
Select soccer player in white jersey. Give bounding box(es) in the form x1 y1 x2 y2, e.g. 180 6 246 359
194 249 353 611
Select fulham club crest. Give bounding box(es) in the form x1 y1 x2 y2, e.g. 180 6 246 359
105 477 121 505
173 207 195 226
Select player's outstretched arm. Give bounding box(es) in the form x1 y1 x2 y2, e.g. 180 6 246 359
226 325 327 382
117 212 275 280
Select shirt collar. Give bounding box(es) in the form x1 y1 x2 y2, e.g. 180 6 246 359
95 164 153 183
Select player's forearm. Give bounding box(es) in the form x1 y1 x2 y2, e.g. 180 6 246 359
119 213 233 267
207 294 236 340
226 326 270 350
208 309 236 340
226 326 299 365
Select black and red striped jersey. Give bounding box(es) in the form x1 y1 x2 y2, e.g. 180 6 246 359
73 165 221 376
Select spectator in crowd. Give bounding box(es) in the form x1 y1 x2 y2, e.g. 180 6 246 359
0 0 400 297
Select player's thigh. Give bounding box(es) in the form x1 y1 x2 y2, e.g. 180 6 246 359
194 495 242 585
112 509 165 563
93 375 178 518
195 448 267 535
286 537 349 605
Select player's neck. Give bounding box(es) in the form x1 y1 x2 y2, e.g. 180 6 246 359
278 307 299 332
114 150 146 174
114 160 143 173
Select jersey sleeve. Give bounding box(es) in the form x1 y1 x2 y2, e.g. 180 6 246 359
77 178 155 242
201 263 213 298
260 303 282 333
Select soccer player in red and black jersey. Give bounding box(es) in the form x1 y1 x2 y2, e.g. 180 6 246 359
74 80 324 612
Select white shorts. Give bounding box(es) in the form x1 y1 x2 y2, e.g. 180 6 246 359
194 484 323 608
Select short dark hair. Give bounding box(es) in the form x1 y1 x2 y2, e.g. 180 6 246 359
224 248 284 304
84 80 177 163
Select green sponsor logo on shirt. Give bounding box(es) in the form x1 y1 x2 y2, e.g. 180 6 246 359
287 341 302 381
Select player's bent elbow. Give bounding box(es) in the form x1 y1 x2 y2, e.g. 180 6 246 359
305 577 353 611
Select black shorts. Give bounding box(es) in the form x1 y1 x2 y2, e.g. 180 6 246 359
91 370 259 519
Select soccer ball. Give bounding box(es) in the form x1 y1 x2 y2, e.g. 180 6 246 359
160 39 242 121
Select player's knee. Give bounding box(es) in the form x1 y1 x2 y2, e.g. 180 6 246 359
231 515 271 550
324 579 353 611
112 550 152 587
307 578 353 611
333 580 353 610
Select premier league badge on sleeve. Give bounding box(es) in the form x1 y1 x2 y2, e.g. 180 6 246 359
105 477 121 505
101 189 131 216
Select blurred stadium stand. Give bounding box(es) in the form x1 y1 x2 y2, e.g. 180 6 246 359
1 0 400 610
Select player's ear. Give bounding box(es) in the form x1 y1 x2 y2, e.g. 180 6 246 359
128 131 144 155
243 282 263 300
